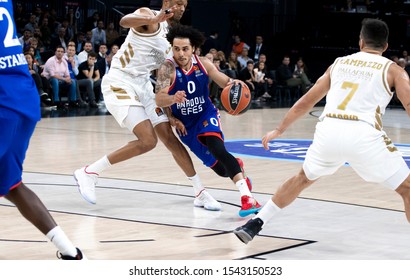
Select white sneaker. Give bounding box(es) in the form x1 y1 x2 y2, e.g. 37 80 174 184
194 190 221 211
74 166 98 204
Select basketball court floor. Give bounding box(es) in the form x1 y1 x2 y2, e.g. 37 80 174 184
1 105 410 260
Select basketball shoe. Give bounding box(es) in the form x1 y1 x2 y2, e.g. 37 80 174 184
239 195 262 217
233 217 263 244
236 158 252 191
194 190 222 211
58 248 87 260
74 166 98 204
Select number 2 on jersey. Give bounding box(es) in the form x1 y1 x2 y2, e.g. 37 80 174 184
337 81 359 110
0 7 22 48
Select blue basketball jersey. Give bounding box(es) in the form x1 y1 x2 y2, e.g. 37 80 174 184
0 0 40 121
168 55 217 129
167 55 224 167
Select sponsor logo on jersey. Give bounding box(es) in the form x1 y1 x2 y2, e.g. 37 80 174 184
155 107 164 117
203 120 209 127
225 139 410 168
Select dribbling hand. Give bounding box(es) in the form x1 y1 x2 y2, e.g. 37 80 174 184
173 90 187 104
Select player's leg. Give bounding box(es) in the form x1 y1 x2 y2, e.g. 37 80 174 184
0 116 84 259
395 175 410 223
154 122 221 211
75 106 156 204
204 135 261 217
4 183 85 259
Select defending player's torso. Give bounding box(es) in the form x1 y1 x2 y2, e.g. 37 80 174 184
110 12 171 77
168 55 216 129
0 0 40 121
320 52 394 129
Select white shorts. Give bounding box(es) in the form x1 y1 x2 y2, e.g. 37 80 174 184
102 69 168 129
303 118 410 190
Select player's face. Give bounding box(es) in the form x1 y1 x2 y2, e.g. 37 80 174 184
168 0 187 22
172 38 193 69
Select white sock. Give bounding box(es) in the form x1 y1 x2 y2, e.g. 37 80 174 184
188 174 205 196
236 179 251 197
86 155 111 174
255 199 281 226
46 226 77 257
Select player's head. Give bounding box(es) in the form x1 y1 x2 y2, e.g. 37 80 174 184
359 18 389 51
164 0 188 24
167 24 205 68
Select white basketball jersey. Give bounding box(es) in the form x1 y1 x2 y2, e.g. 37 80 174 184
320 52 394 129
110 11 171 77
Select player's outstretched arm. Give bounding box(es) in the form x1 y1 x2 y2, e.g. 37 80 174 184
262 66 331 150
120 6 175 29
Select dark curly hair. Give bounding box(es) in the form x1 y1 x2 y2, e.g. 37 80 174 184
166 24 205 49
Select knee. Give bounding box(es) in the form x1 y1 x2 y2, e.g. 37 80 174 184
396 177 410 200
141 134 157 151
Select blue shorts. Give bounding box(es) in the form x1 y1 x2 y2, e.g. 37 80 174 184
179 109 224 167
0 108 37 196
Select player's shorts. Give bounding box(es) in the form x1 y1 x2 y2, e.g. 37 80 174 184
102 69 168 129
0 108 37 196
179 109 224 167
303 118 410 190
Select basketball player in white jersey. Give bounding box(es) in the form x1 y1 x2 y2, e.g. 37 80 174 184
234 18 410 244
74 0 221 211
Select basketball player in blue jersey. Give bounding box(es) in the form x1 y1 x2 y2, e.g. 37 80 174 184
155 24 262 217
0 0 85 259
234 18 410 244
74 0 222 211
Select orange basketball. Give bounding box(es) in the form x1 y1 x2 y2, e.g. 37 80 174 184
220 81 251 115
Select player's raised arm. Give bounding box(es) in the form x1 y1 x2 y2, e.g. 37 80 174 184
120 6 175 29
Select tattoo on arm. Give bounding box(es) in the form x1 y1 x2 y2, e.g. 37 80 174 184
155 62 174 94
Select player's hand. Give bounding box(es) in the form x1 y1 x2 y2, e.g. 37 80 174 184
173 90 187 104
155 5 178 22
174 118 187 136
262 129 282 150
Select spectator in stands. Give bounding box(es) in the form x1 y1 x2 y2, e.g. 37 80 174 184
42 46 78 108
202 30 220 54
216 50 229 71
24 52 51 107
39 17 52 50
91 20 106 52
51 27 68 51
24 14 37 33
97 43 110 78
249 35 267 63
77 41 93 64
18 29 32 51
27 38 43 66
293 57 313 89
77 52 102 103
60 18 75 43
64 43 88 108
227 51 241 78
74 32 85 54
276 55 308 95
239 60 256 99
254 61 272 99
85 11 99 32
105 22 120 48
237 47 252 70
232 35 249 56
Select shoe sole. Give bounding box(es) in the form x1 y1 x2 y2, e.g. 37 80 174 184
74 171 96 205
233 228 253 244
238 207 261 217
